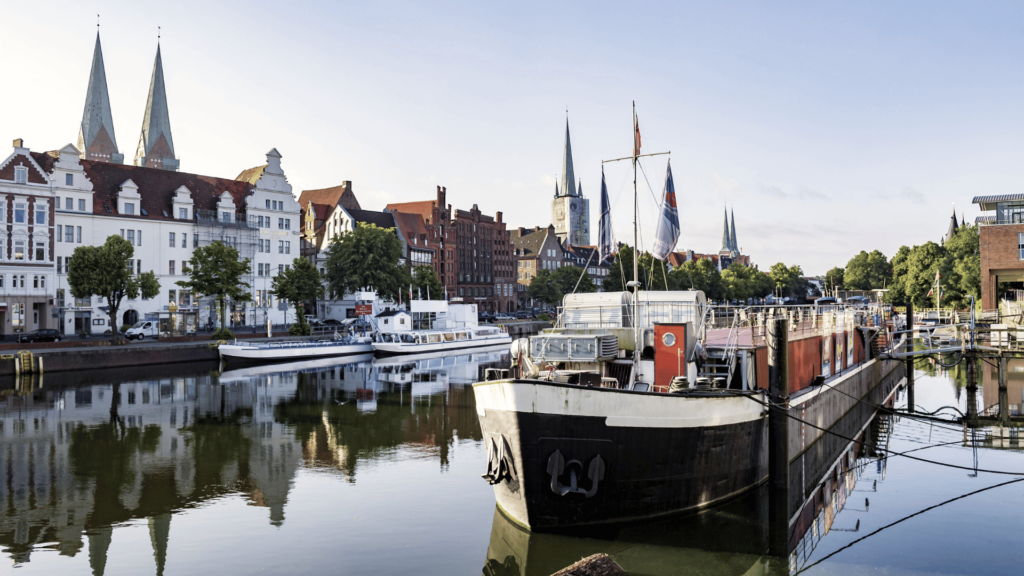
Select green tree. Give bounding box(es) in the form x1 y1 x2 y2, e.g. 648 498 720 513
767 263 809 299
411 265 444 300
527 269 559 306
885 245 913 305
67 235 160 343
824 267 845 294
844 250 891 290
272 257 324 334
669 258 725 300
529 266 597 307
943 225 980 309
722 263 772 301
323 223 408 302
602 245 635 292
177 241 251 335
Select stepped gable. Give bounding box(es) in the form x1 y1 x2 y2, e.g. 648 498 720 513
80 161 252 218
29 151 58 174
0 149 48 184
299 181 361 213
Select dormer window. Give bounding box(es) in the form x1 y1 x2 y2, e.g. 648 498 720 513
14 167 27 184
124 203 135 215
179 208 188 220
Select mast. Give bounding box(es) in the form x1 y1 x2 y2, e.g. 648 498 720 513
601 102 669 385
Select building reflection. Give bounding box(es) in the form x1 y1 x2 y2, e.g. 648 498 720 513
0 346 508 571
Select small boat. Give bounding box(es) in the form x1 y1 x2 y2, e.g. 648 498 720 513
219 333 375 363
371 300 511 355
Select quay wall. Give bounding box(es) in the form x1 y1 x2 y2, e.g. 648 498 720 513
0 341 222 377
785 357 904 518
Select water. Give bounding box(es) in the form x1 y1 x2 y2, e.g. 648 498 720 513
2 351 1023 575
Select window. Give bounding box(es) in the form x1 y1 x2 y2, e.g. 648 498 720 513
1018 233 1024 260
258 215 264 227
257 263 263 276
179 208 188 219
278 240 284 254
33 276 38 288
193 234 198 247
66 173 73 186
169 260 175 275
65 226 74 243
278 264 284 274
35 205 45 224
278 218 284 230
182 233 187 248
56 197 62 208
65 197 73 210
137 230 142 246
76 226 82 243
285 241 291 254
14 204 25 223
137 260 142 274
124 203 135 215
120 229 125 238
57 256 62 272
57 225 62 241
35 242 44 261
169 232 176 247
168 290 176 304
127 230 135 245
14 167 27 184
285 219 290 230
78 199 85 211
221 211 231 222
0 275 4 288
13 240 24 260
266 199 271 209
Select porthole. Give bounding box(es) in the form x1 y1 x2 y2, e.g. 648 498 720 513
662 332 676 347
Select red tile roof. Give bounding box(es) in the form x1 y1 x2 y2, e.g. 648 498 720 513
299 182 361 213
385 200 436 223
80 160 253 218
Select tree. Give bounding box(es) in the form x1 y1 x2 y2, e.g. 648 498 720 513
529 266 597 307
67 235 160 343
669 258 725 300
824 267 844 294
272 257 324 334
768 263 809 299
602 244 635 292
944 225 980 309
844 250 891 290
177 241 251 335
722 263 772 301
885 231 980 310
323 223 408 302
411 265 445 300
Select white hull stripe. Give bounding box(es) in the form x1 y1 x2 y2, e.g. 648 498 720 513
373 336 512 355
219 344 374 360
474 380 764 428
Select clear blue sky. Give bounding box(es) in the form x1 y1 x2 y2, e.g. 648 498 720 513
4 0 1022 274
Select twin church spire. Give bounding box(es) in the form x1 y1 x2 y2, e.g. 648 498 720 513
79 30 177 170
720 207 739 256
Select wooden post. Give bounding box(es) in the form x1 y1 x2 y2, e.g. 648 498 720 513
906 301 914 414
768 317 790 557
966 358 978 426
998 356 1009 425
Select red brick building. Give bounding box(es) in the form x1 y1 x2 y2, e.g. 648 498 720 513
973 195 1024 309
387 186 455 298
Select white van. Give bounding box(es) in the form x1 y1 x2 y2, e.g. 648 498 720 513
125 320 159 341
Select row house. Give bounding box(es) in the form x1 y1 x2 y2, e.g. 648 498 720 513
563 245 612 284
387 186 456 297
0 140 56 334
510 224 574 309
452 205 512 313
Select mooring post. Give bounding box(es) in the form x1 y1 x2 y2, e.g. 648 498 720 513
906 301 914 414
966 358 978 425
768 317 790 558
998 356 1009 425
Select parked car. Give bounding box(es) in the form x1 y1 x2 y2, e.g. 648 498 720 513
304 315 323 326
322 318 342 326
18 329 62 343
125 320 159 341
495 314 514 321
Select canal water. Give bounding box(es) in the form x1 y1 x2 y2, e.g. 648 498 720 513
2 349 1023 575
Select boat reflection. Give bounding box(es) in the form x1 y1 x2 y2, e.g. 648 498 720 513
0 346 508 570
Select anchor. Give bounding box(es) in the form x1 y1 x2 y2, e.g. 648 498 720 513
482 434 518 490
546 449 605 498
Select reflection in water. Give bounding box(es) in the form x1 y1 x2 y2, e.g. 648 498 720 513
0 346 508 571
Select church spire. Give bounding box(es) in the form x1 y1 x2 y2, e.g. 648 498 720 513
730 207 739 254
79 31 123 163
135 42 178 170
721 207 732 253
559 119 577 198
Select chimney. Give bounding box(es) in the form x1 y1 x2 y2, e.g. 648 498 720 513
496 211 503 223
343 180 352 192
518 227 526 235
13 138 24 148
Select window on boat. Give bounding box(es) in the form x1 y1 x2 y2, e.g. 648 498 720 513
401 334 416 343
428 334 441 344
444 332 455 342
456 332 468 340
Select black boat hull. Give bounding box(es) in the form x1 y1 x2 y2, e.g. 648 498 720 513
474 380 768 531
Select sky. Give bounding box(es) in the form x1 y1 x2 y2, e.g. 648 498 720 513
3 0 1023 275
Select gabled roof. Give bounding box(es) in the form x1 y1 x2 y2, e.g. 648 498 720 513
350 208 395 229
80 161 252 218
236 165 266 185
0 151 48 184
510 226 552 257
564 245 611 267
386 200 437 224
299 182 361 212
391 211 432 247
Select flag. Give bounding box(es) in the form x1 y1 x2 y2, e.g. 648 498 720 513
633 111 642 158
652 160 680 261
598 166 614 261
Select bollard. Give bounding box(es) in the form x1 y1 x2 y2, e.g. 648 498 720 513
906 302 914 414
768 317 790 557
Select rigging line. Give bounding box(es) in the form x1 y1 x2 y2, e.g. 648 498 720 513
795 476 1024 574
572 248 596 294
732 392 1024 475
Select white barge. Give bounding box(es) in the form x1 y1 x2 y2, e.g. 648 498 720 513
372 300 511 355
219 334 375 363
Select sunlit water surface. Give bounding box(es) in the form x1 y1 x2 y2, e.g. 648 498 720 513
2 351 1022 575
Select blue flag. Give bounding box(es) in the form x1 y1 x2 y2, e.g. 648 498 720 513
598 166 614 261
652 159 679 261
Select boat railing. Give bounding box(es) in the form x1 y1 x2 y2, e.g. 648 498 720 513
556 302 702 330
705 305 882 347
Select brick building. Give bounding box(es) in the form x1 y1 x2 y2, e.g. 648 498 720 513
452 204 512 312
973 195 1024 309
387 186 455 297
